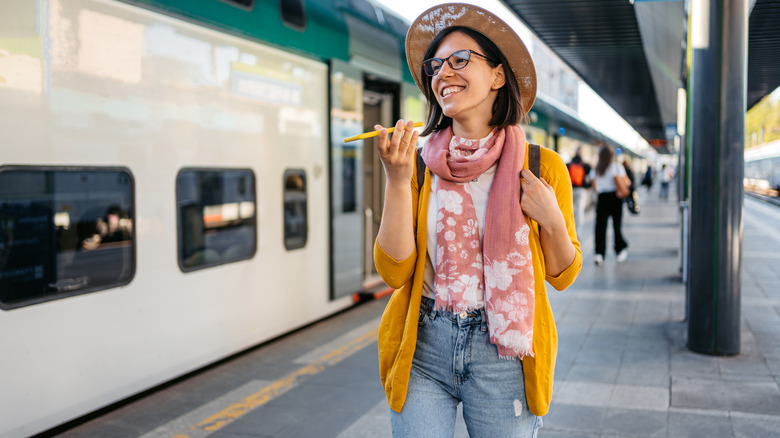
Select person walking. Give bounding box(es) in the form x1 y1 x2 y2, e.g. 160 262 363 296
567 146 592 238
622 158 640 215
641 165 653 192
622 158 635 192
659 164 674 200
372 4 582 437
591 145 629 265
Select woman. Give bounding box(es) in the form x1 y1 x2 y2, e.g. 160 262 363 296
659 164 674 200
372 4 582 437
591 146 629 265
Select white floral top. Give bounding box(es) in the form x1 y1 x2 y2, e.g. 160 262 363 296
421 166 496 305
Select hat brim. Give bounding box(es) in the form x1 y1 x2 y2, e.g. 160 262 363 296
406 3 537 117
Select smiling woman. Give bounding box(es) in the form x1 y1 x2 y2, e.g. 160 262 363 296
371 3 582 437
419 28 520 139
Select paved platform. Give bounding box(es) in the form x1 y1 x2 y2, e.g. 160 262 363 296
54 188 780 438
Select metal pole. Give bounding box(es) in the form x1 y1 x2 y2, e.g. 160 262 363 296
686 0 746 356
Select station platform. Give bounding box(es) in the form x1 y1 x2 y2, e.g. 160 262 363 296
53 188 780 438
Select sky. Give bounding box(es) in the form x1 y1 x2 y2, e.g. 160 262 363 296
371 0 652 155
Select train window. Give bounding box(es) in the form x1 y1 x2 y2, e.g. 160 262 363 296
280 0 306 31
0 167 135 310
176 169 257 272
283 169 307 250
222 0 254 9
342 145 357 212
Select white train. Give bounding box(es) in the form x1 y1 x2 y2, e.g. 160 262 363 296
744 138 780 195
0 1 613 436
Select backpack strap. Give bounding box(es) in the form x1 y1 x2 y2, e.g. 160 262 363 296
416 148 426 195
528 143 542 234
529 143 541 178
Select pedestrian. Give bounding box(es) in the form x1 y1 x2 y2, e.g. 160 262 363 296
567 145 593 238
622 158 640 215
591 145 629 265
641 165 653 192
372 4 582 437
659 164 674 200
622 158 635 191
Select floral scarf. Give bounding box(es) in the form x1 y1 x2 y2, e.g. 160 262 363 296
422 125 535 359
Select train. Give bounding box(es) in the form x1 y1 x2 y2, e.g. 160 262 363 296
0 1 622 436
744 138 780 196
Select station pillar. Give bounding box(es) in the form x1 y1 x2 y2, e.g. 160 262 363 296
686 0 746 355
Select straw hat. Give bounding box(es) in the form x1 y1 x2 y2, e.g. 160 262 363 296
406 3 537 116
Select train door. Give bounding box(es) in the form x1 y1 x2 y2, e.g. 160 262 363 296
329 60 364 299
362 77 399 286
329 61 400 299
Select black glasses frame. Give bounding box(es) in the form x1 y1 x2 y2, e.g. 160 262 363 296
422 49 492 77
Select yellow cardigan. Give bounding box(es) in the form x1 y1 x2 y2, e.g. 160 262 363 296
374 143 582 417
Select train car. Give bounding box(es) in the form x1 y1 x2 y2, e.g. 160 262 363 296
744 139 780 195
0 1 620 436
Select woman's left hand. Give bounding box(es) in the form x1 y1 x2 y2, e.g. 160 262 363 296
519 168 564 229
520 168 576 277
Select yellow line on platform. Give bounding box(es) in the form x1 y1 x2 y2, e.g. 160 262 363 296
174 325 379 437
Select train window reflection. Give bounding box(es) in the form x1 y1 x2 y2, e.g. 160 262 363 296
223 0 254 9
280 0 306 31
0 167 135 310
177 168 257 272
342 145 357 212
283 169 307 250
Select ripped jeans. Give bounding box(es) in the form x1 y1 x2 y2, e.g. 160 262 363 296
390 296 543 438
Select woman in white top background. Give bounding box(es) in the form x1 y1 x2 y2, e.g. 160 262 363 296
590 145 628 265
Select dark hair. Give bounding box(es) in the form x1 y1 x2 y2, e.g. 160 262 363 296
419 26 524 136
596 145 614 176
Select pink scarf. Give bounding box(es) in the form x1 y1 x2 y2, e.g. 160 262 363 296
422 125 535 359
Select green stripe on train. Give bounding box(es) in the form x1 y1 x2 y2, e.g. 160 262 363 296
131 0 351 62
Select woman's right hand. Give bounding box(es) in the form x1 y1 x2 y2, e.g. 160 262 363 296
374 120 419 260
376 119 419 185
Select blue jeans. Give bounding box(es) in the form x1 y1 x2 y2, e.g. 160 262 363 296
390 296 543 437
660 181 670 200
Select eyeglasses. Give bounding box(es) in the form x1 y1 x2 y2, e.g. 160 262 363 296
422 49 493 77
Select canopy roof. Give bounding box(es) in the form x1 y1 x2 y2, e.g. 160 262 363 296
501 0 780 153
